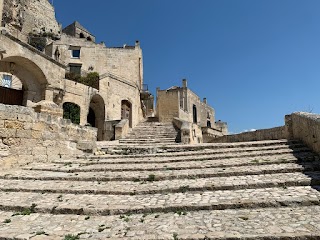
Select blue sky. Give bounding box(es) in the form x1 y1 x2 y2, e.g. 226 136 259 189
52 0 320 133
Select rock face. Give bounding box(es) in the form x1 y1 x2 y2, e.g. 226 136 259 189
0 139 320 239
2 0 60 39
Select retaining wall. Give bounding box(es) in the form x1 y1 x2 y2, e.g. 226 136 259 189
0 104 97 169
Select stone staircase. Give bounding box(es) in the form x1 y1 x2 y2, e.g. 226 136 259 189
118 121 178 145
0 140 320 239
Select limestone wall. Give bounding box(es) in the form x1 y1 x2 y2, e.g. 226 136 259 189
157 90 180 122
0 104 97 169
2 0 61 42
286 112 320 154
210 126 286 143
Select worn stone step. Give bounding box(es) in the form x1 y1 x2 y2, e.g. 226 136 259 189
59 153 315 169
2 162 319 182
0 206 320 239
89 148 313 166
0 172 319 196
25 152 317 173
100 140 303 155
98 142 308 159
0 186 319 217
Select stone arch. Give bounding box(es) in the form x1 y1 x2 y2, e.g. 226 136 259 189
121 100 132 128
0 56 47 106
63 102 81 124
88 94 105 141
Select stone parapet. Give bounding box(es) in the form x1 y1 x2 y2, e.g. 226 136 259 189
210 126 285 143
0 103 97 169
285 112 320 154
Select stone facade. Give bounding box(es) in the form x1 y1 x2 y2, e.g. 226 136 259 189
0 0 149 142
156 79 228 143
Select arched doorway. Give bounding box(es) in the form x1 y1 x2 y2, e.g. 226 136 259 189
121 100 132 128
63 102 80 124
0 56 47 106
88 95 105 141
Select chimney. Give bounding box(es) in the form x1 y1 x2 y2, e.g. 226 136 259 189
182 79 187 88
135 40 140 48
203 98 207 104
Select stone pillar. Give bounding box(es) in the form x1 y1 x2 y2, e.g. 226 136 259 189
203 98 207 104
0 0 3 27
182 79 187 88
284 114 293 140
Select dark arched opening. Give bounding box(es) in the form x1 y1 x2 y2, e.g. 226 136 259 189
79 33 85 38
88 94 105 141
193 104 197 123
63 102 80 124
87 107 96 127
121 100 132 128
87 36 92 41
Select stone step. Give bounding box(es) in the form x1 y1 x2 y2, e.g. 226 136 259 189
1 206 320 239
2 162 319 182
25 152 317 173
0 172 319 196
100 140 302 154
60 152 314 168
0 186 319 217
119 138 176 142
94 146 312 164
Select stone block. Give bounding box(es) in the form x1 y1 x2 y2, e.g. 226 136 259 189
16 130 32 138
0 128 17 138
32 154 48 163
4 120 24 129
2 137 21 146
76 140 97 153
33 122 47 131
0 120 4 128
31 130 42 139
32 147 47 155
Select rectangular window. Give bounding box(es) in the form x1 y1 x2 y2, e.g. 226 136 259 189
69 64 82 75
2 74 12 88
71 49 81 58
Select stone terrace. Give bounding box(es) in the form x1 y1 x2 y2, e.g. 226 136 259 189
0 139 320 239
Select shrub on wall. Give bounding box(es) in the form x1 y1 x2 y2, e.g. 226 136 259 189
65 72 99 89
63 102 80 124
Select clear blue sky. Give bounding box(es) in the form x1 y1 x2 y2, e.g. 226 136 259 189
52 0 320 133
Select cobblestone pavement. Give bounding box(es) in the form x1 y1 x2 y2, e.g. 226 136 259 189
0 139 320 239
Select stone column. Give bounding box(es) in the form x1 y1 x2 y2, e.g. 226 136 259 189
0 0 3 28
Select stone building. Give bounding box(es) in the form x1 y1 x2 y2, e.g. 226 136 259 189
0 0 153 141
156 79 227 143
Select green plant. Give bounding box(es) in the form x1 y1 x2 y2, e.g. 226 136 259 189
173 232 179 240
35 231 48 236
64 234 80 240
3 219 11 223
12 203 37 216
147 174 156 182
178 185 189 193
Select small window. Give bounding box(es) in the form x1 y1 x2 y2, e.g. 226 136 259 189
79 33 85 38
69 64 82 75
72 49 80 58
2 74 12 88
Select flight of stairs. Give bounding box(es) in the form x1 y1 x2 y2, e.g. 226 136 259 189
119 121 179 145
0 140 320 239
